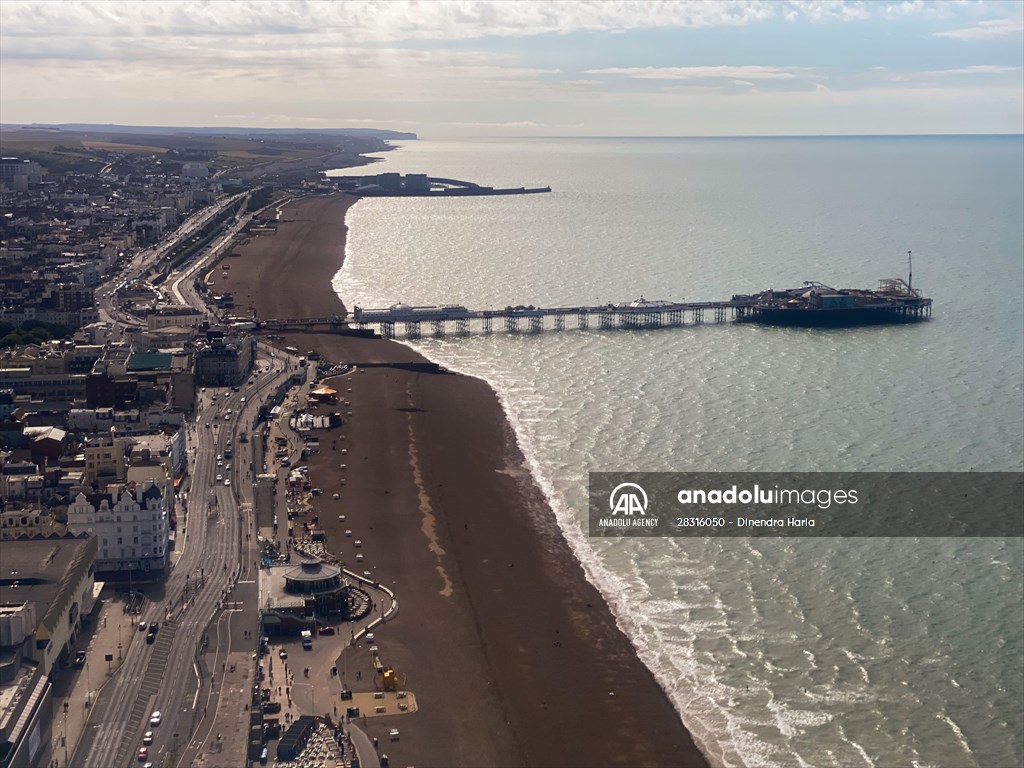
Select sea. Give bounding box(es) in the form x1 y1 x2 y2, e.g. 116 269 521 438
329 135 1024 768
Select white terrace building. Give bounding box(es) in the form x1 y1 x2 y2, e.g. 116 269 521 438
66 480 170 578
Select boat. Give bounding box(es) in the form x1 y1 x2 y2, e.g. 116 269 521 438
737 252 933 327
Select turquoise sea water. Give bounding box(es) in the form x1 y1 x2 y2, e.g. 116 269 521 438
331 136 1024 768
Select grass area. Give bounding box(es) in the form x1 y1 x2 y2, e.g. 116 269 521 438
80 140 169 153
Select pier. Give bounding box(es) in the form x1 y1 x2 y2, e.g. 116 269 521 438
259 283 932 338
260 299 745 339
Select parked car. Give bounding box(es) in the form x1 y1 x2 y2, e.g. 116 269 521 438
139 621 148 632
318 626 335 635
73 651 86 667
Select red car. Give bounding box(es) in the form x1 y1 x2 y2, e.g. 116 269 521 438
137 746 149 761
318 626 336 636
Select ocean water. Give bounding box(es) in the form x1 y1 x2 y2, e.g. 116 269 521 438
330 136 1024 768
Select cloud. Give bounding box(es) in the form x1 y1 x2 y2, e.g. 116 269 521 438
0 0 939 48
786 1 871 23
934 18 1024 40
886 64 1023 82
586 65 807 80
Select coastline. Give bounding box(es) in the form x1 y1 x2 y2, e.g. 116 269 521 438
223 193 710 767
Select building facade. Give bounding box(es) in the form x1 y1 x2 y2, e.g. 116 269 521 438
66 481 169 578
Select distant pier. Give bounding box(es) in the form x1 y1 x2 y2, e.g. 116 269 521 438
334 172 551 197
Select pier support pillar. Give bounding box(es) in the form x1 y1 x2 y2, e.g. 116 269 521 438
529 316 542 333
381 321 395 339
456 318 469 336
483 317 493 334
432 319 445 337
578 311 589 330
715 306 726 322
405 321 421 339
554 314 565 331
505 316 520 333
599 312 614 330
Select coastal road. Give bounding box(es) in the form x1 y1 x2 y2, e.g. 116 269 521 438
74 220 292 766
72 355 289 768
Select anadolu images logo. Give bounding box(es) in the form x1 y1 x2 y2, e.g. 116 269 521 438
609 483 648 516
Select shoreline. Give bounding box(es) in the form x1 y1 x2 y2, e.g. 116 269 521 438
223 193 710 767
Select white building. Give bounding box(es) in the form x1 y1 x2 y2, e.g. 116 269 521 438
67 480 169 577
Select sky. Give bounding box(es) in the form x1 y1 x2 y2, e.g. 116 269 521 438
1 0 1022 137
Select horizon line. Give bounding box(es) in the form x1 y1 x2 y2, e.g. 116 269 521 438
1 123 1021 141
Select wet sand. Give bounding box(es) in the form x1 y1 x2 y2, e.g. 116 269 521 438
223 194 709 767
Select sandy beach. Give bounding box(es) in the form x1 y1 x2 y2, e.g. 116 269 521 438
222 193 709 767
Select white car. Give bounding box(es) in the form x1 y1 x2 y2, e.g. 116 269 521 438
143 731 154 745
150 711 161 726
216 474 223 482
224 479 231 486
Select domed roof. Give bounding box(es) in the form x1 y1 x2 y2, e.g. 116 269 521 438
283 558 342 583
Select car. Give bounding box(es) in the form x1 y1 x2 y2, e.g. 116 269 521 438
333 492 340 500
216 474 223 482
280 459 290 467
345 530 352 537
318 626 336 635
355 554 364 563
279 649 287 659
139 621 148 632
205 423 210 428
73 651 87 667
225 463 231 470
389 728 400 741
150 711 161 726
365 633 375 643
150 622 159 632
224 478 231 486
354 540 362 548
137 747 149 761
142 731 154 745
146 631 156 644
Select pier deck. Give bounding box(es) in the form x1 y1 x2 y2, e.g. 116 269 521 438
262 299 751 339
